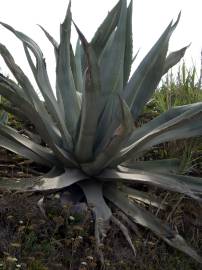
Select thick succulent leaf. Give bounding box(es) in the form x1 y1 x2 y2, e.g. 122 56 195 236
94 95 119 154
38 25 65 114
0 79 65 152
126 102 202 148
38 25 58 50
70 44 80 92
79 180 112 243
79 180 112 222
0 124 58 166
0 81 77 167
56 3 80 139
0 26 72 150
116 102 202 163
123 0 133 86
75 39 84 93
91 0 121 58
0 23 55 108
98 169 201 201
0 111 8 124
82 98 134 175
0 134 51 166
121 159 180 174
165 174 202 194
123 13 181 120
0 22 73 150
99 0 127 95
0 169 87 191
38 24 59 60
33 169 87 191
74 25 102 162
163 45 190 75
0 103 29 122
120 184 165 209
104 186 202 263
132 49 140 64
0 44 38 103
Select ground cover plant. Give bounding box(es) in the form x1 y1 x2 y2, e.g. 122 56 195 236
0 0 202 267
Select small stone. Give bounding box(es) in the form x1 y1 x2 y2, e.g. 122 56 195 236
69 215 75 221
87 256 94 261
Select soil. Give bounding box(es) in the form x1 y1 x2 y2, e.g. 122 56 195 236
0 148 202 270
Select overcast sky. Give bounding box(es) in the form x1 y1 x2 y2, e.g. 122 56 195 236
0 0 201 86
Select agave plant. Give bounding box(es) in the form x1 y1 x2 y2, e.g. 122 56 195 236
0 0 202 263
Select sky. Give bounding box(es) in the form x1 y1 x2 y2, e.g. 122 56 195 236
0 0 202 86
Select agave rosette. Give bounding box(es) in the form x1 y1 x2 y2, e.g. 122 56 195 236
0 0 202 263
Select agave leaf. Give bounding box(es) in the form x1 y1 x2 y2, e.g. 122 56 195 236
0 73 29 102
38 24 59 54
121 159 180 174
79 180 112 222
74 24 102 162
56 3 80 139
99 0 127 95
0 22 73 150
0 134 51 166
33 168 87 191
132 48 140 64
82 98 134 175
0 79 62 147
75 39 84 93
70 44 80 92
0 81 77 167
38 25 66 115
0 111 8 124
0 44 38 103
163 44 190 75
167 174 202 194
0 124 58 166
94 96 120 155
0 168 87 191
123 0 133 86
79 180 112 241
120 184 165 209
104 186 202 263
123 13 181 119
91 0 121 58
0 23 56 108
116 102 202 163
0 103 28 122
126 102 202 148
98 169 201 201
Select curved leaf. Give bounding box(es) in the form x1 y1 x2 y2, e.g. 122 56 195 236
123 13 181 119
123 0 133 86
105 186 202 263
0 124 58 166
82 98 134 175
121 159 180 174
0 22 73 150
56 3 80 139
0 168 87 191
99 0 127 95
99 169 201 201
163 44 190 75
74 25 102 162
91 0 121 58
